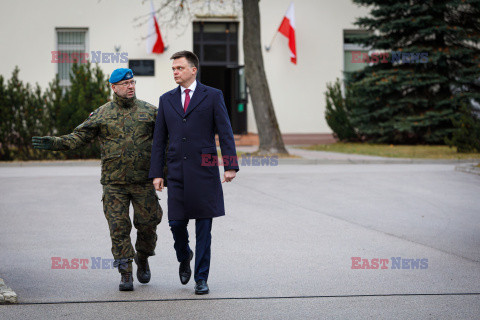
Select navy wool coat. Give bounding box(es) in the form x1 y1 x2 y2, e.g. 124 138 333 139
149 82 239 220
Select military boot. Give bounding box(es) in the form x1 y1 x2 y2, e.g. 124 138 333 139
134 253 151 284
114 258 134 291
119 272 134 291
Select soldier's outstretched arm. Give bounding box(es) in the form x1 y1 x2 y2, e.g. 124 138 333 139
32 111 100 151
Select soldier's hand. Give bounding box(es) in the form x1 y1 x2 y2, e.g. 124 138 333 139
153 178 164 192
32 136 54 150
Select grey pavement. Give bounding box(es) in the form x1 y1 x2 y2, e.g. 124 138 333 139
0 161 479 319
236 146 392 161
237 146 480 165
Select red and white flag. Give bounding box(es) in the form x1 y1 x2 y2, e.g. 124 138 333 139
277 2 296 64
146 0 165 54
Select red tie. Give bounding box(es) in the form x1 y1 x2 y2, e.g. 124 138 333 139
184 89 191 113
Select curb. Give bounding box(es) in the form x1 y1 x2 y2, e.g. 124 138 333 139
0 160 100 167
0 278 18 304
0 159 478 167
455 163 480 175
278 158 480 165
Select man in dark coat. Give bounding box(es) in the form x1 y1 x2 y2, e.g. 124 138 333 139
149 50 239 295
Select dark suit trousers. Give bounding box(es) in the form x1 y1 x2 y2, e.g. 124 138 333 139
169 218 212 282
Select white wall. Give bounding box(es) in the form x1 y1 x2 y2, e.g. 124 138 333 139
259 0 368 133
0 0 180 106
0 0 368 134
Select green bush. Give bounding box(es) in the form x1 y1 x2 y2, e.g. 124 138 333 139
324 78 358 141
0 67 57 160
445 104 480 153
0 63 110 161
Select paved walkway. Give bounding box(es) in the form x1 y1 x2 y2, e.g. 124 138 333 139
0 162 479 318
236 146 479 165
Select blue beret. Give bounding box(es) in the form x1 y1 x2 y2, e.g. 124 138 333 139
109 68 134 84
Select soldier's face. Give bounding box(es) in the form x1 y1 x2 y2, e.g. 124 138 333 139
112 79 136 98
172 58 197 88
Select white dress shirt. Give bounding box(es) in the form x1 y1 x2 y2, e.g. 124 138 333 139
181 80 197 108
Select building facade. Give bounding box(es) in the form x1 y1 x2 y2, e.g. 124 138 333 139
0 0 368 135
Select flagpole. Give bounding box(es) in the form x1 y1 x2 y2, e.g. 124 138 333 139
265 31 279 52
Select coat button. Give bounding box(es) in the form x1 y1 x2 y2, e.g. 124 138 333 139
184 156 187 160
182 137 186 142
183 118 187 123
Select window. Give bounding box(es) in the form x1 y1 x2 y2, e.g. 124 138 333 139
193 22 238 66
343 29 371 73
56 28 88 86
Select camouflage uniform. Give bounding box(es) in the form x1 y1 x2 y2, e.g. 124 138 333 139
50 93 163 273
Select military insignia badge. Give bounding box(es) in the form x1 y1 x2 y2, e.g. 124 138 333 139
138 113 148 121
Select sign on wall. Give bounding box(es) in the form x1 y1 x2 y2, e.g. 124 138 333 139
128 60 155 76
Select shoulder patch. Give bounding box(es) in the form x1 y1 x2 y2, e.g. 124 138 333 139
138 112 149 121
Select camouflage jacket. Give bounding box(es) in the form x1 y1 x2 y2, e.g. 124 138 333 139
52 94 157 185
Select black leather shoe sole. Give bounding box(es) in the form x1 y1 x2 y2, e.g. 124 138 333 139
179 250 194 285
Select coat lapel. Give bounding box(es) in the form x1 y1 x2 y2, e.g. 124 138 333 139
168 86 183 118
185 82 208 117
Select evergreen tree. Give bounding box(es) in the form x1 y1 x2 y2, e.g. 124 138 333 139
348 0 480 144
0 74 11 159
2 68 37 159
324 78 358 141
0 67 57 160
0 64 110 160
58 62 111 159
446 103 480 152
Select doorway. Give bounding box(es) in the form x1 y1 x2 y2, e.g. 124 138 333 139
193 21 247 134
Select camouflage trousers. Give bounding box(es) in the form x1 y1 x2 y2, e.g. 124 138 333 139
102 183 163 272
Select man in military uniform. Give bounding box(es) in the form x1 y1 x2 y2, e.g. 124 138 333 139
32 68 162 291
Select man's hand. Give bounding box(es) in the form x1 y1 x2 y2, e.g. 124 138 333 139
32 136 54 150
153 178 164 191
222 170 236 183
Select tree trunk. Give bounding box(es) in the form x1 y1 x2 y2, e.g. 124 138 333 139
242 0 288 154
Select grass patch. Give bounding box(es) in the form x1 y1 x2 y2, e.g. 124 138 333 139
303 143 480 159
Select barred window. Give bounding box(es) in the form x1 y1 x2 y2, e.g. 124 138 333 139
56 28 88 86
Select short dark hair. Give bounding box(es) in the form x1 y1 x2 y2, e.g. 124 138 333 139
170 50 199 69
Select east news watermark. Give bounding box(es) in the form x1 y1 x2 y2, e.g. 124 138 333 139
351 51 429 64
201 155 279 167
51 51 128 64
51 257 115 270
351 257 429 269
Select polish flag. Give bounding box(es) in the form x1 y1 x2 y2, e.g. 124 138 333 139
277 2 296 64
146 0 165 54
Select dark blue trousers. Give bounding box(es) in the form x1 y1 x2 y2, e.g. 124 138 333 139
169 218 212 282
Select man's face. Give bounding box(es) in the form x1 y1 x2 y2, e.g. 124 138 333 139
172 57 197 87
112 79 136 98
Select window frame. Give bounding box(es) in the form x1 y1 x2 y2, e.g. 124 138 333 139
55 27 89 87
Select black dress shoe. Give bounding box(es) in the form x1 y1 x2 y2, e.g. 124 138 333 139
134 253 151 284
179 250 193 285
195 279 209 295
119 272 134 291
